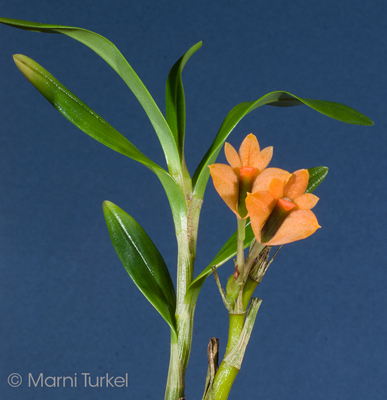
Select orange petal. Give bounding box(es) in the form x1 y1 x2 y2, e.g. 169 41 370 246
245 191 276 242
264 209 320 246
283 169 309 200
251 168 291 194
254 146 273 172
293 193 319 210
209 164 239 215
268 178 285 199
225 142 242 169
238 134 261 167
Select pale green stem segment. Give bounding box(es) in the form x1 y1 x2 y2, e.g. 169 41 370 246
236 218 246 277
225 314 245 354
241 277 259 309
210 299 262 400
164 196 202 400
165 334 185 400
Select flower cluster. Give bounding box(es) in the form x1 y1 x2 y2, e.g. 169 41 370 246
209 134 320 245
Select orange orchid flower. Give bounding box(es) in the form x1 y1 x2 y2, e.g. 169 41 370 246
209 134 273 218
245 168 320 245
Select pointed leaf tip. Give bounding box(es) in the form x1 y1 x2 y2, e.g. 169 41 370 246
166 41 202 155
11 54 187 237
102 200 112 211
13 54 32 78
306 166 329 193
192 91 372 201
1 16 181 175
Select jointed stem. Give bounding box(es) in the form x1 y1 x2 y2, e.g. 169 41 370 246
210 299 262 400
164 194 202 400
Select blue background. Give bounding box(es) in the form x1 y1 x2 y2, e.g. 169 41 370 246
0 1 386 399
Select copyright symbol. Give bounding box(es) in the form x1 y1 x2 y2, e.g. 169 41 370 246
8 373 22 387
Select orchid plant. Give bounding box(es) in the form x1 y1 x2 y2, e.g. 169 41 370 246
0 17 373 400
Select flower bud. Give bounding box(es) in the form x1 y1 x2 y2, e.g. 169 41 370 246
226 274 240 304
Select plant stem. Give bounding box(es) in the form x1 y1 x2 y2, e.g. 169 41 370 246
211 299 262 400
164 195 202 400
236 218 246 276
225 314 245 355
210 361 239 400
165 334 185 400
210 312 245 400
242 277 259 309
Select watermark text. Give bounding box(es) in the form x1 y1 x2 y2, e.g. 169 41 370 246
8 372 128 388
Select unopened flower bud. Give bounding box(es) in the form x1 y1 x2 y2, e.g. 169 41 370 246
226 274 240 304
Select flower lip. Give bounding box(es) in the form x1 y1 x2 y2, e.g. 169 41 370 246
239 166 256 179
277 198 295 211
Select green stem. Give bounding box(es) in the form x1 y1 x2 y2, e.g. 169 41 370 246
236 218 246 276
242 277 259 309
211 299 262 400
165 334 185 400
164 195 202 400
210 361 239 400
208 311 249 400
225 313 245 355
208 257 263 400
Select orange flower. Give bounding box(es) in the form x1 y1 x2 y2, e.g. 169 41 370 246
209 134 273 218
245 168 320 245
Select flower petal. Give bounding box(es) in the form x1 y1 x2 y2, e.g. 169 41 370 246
283 169 309 200
245 191 276 242
225 142 242 169
268 178 285 199
238 133 260 167
209 164 239 215
264 209 320 245
251 168 291 194
254 146 273 173
293 193 319 210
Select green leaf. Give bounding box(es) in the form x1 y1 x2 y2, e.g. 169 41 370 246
0 17 181 176
13 54 187 235
103 201 177 334
192 90 373 202
306 166 328 193
187 165 328 303
166 41 202 157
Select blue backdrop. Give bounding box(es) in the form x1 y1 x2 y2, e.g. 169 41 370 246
0 1 386 399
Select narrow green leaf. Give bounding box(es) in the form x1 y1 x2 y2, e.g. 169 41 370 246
187 165 328 302
166 41 202 157
306 166 328 193
13 54 187 235
103 201 177 334
0 17 181 175
192 90 373 202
